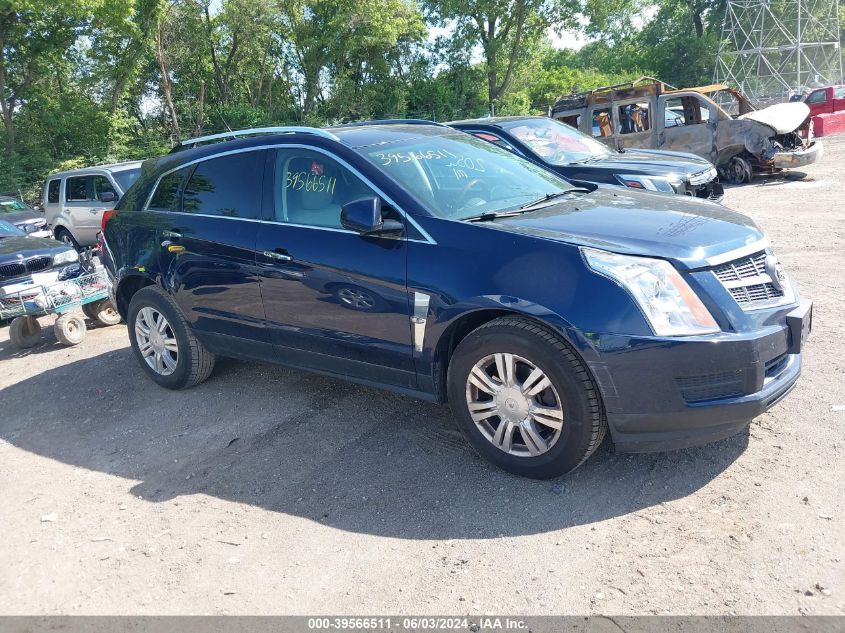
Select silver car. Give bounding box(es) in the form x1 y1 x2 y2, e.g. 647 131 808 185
42 161 142 248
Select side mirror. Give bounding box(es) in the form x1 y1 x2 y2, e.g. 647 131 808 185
341 197 403 236
100 191 118 203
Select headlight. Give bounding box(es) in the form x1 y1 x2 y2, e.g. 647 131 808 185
616 174 682 193
582 247 720 336
53 249 79 265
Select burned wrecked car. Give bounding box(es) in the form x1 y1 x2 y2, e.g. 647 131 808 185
552 77 822 184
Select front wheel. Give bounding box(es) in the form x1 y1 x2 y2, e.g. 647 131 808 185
127 286 215 389
447 317 606 479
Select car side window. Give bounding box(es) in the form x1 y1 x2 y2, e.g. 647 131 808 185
47 179 60 204
273 149 376 229
665 96 709 127
147 166 192 213
807 90 827 104
92 175 116 201
592 107 613 137
835 87 845 99
66 176 90 202
181 151 265 219
618 102 650 134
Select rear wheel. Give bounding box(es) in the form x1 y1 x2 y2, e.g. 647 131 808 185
447 316 606 479
54 227 80 250
9 316 42 348
82 299 122 326
54 313 87 345
127 286 215 389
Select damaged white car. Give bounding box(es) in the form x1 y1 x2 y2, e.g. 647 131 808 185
552 77 823 184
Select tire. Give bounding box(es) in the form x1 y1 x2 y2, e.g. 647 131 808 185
54 313 87 345
9 316 42 348
127 285 215 390
54 227 80 250
83 299 122 326
722 156 753 185
447 316 606 479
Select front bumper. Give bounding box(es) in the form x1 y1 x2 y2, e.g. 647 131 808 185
772 140 823 169
587 301 811 453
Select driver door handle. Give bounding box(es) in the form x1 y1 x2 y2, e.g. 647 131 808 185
263 250 292 262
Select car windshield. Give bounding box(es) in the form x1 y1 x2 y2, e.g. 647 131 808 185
0 198 33 214
0 219 25 237
499 118 612 165
113 168 141 193
361 132 574 220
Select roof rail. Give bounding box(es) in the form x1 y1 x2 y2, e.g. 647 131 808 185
176 126 341 150
331 119 450 129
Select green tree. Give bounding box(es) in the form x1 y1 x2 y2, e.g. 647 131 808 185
421 0 578 108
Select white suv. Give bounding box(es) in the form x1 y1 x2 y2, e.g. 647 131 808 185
42 161 143 248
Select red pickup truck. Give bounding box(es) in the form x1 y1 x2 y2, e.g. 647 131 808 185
804 85 845 117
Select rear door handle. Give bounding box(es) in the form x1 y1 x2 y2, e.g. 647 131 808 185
263 250 292 262
162 230 182 239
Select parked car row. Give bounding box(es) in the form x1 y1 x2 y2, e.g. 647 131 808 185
92 121 811 479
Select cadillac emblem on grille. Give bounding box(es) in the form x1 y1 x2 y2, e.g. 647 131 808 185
765 254 786 291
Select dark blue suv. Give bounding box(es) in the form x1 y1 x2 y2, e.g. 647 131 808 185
102 123 812 478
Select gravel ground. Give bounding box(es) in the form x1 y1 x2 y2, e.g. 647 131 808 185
0 137 843 616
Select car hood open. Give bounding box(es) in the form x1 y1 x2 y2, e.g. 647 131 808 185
485 188 763 268
739 102 810 134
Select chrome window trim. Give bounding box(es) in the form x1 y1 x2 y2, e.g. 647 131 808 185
704 238 771 267
142 144 437 245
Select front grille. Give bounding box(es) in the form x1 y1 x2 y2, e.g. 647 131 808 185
713 250 767 282
0 262 26 279
728 283 784 304
677 370 745 403
26 256 52 273
0 255 54 281
712 249 787 309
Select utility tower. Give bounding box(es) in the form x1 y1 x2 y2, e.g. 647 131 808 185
715 0 843 106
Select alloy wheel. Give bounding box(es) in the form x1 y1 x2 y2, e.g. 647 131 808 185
135 307 179 376
465 352 564 457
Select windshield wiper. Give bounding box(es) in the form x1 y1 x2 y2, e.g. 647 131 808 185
464 189 590 223
464 209 533 223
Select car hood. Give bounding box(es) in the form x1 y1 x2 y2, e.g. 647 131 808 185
0 209 42 225
583 150 714 179
0 235 68 258
485 189 762 267
739 102 810 134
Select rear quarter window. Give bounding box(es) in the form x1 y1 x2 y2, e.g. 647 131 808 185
147 167 192 213
47 179 60 204
181 151 265 219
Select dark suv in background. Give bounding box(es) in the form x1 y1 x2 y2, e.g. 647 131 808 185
102 123 810 479
450 116 723 200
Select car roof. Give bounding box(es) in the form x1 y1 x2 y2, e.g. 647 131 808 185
47 160 144 178
449 116 541 128
157 123 459 166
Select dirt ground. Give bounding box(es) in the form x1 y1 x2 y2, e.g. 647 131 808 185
1 137 843 616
